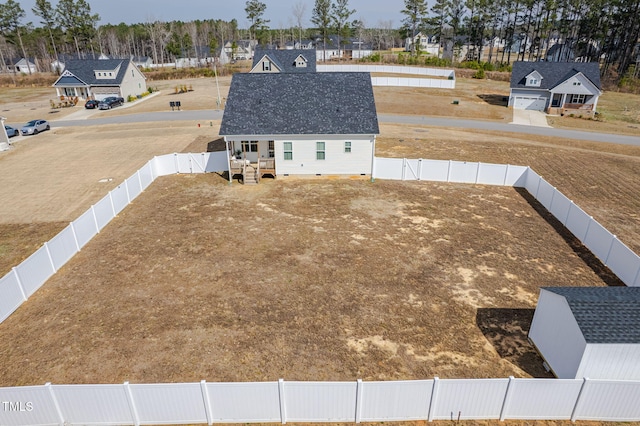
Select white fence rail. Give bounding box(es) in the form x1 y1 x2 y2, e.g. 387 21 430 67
0 152 228 324
373 157 640 287
2 377 640 425
318 64 456 89
2 154 640 424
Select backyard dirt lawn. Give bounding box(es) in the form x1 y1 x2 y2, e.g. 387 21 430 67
0 75 639 408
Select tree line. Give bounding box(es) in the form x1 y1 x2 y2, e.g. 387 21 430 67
0 0 638 84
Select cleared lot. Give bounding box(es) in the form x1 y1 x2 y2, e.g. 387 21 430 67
0 76 639 391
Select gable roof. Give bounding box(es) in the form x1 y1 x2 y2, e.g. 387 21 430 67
510 61 601 91
544 287 640 344
220 72 379 136
252 48 317 73
52 59 131 87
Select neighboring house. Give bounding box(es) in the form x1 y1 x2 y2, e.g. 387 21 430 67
250 48 316 73
314 35 374 61
546 43 576 62
285 39 314 50
219 72 379 183
13 58 37 74
131 56 153 68
529 287 640 380
405 32 439 56
52 59 147 101
223 40 258 61
508 61 602 116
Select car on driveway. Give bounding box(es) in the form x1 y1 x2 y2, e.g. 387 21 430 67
85 99 99 109
21 119 50 135
98 96 124 110
4 125 19 137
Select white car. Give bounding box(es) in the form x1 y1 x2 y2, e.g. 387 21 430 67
21 119 50 135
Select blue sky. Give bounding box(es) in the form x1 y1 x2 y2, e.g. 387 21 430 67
20 0 405 28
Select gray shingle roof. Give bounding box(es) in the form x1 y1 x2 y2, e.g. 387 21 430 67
219 72 379 136
252 48 316 73
544 287 640 343
53 59 129 87
510 61 602 90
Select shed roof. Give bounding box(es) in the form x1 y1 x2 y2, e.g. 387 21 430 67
510 61 602 91
219 72 379 136
252 48 316 73
544 287 640 344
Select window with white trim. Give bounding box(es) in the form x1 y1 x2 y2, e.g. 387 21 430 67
283 142 293 160
316 142 325 160
268 141 275 158
241 140 258 152
570 94 586 104
344 141 352 153
263 60 271 71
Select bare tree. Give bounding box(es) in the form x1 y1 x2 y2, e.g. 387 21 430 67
292 1 307 45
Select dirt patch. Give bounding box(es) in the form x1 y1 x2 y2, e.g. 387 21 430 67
0 176 615 386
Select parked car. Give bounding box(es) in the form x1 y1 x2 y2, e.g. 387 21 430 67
84 99 99 109
98 96 124 110
21 119 50 135
4 125 19 138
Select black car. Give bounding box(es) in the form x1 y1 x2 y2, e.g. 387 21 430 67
98 96 125 110
85 99 99 109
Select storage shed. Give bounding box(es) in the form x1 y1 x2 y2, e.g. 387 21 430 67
529 287 640 380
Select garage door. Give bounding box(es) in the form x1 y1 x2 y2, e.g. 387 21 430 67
514 97 547 111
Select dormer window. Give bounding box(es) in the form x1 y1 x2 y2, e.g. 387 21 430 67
294 55 307 68
525 70 543 87
263 60 271 71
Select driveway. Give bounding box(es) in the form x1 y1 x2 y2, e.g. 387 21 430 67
510 109 551 127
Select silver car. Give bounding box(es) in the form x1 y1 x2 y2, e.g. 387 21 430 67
21 119 50 135
4 125 19 137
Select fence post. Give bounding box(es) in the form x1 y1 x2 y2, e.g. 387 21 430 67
174 153 180 174
108 192 117 217
278 378 287 424
475 163 480 184
570 377 589 422
124 180 131 204
12 267 27 301
402 158 406 181
355 379 363 423
446 161 452 183
91 205 100 233
137 169 144 191
124 381 141 426
43 242 57 273
427 376 439 422
417 159 422 181
604 235 617 265
200 380 213 425
69 222 81 252
499 376 515 421
534 176 542 199
564 201 573 226
45 382 65 426
582 217 593 242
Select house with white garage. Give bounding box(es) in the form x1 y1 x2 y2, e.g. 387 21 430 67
219 72 379 184
509 61 602 117
52 59 147 101
529 287 640 380
250 48 316 73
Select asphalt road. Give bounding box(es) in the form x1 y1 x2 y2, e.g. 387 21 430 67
51 110 640 147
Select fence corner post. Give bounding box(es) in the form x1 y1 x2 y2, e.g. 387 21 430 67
124 381 141 426
200 380 213 426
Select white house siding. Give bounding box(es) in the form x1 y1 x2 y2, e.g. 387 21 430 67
274 136 374 176
550 73 600 111
119 62 147 100
509 88 550 111
529 289 587 379
576 344 640 380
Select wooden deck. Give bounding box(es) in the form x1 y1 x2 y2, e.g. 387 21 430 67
229 158 276 184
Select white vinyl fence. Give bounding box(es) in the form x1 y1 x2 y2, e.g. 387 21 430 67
2 377 640 425
318 64 456 89
2 154 640 425
373 157 640 288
